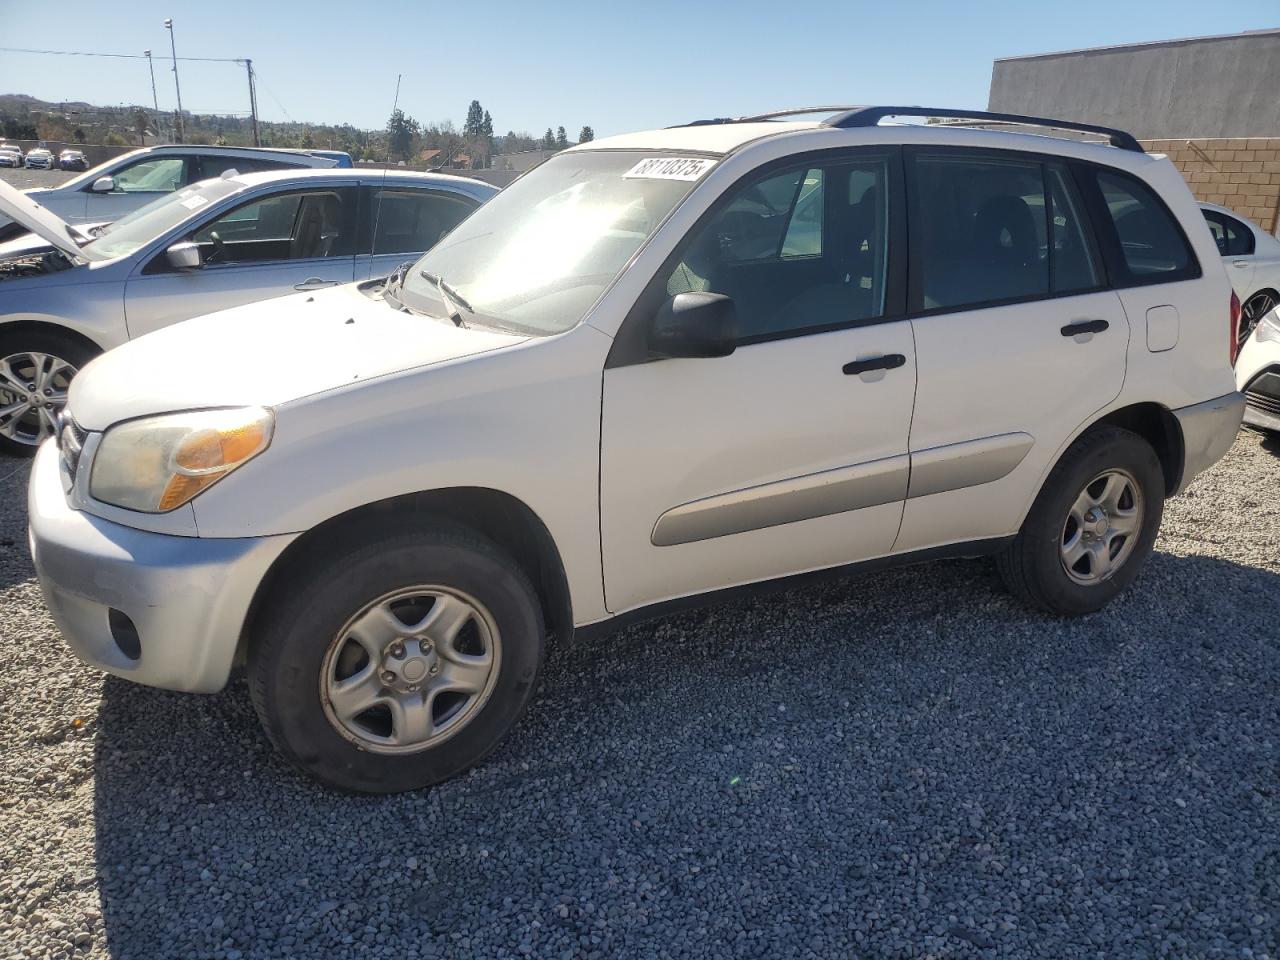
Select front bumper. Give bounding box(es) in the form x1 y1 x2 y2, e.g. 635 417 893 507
1170 391 1245 494
27 441 297 693
1241 365 1280 432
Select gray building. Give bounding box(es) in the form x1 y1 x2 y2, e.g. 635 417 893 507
988 29 1280 139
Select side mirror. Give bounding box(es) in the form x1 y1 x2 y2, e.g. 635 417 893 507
165 242 202 271
648 292 737 359
90 176 115 193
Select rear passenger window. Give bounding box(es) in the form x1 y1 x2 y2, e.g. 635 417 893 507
371 189 476 255
1094 169 1197 282
1202 209 1255 257
909 155 1049 310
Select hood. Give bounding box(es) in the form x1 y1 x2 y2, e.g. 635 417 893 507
0 221 95 259
0 179 82 260
69 283 527 430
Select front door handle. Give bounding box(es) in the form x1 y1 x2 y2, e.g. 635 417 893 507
842 354 906 376
1060 318 1109 338
294 277 339 291
1232 260 1252 268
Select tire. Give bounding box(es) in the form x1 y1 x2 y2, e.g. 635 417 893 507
0 329 98 457
248 522 546 793
997 426 1164 616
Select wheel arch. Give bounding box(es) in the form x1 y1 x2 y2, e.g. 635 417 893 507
238 486 575 665
0 318 106 357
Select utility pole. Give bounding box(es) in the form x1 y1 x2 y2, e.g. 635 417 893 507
144 50 160 141
163 18 184 143
244 58 261 147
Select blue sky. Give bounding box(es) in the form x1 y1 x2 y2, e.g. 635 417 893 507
0 0 1276 137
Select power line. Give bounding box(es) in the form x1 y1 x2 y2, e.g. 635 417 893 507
0 46 243 63
249 68 293 122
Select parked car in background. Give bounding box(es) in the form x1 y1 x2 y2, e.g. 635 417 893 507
0 167 494 452
0 144 22 168
24 147 54 170
58 149 89 171
0 144 355 240
26 106 1242 793
1235 307 1280 432
1200 203 1280 347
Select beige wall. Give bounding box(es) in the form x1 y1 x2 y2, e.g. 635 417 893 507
1141 137 1280 234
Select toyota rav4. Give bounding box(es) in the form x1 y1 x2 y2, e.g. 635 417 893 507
28 107 1244 792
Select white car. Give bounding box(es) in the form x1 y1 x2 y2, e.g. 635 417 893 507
0 168 496 453
28 106 1243 793
0 144 351 239
24 147 54 170
1199 202 1280 345
1235 307 1280 432
0 144 22 168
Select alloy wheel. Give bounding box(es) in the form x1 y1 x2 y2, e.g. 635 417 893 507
1060 468 1145 585
0 351 77 447
320 586 502 754
1241 291 1278 346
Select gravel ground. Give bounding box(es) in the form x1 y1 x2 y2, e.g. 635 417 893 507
0 431 1278 960
0 168 78 190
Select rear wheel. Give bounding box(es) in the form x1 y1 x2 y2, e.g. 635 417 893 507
0 330 97 456
248 523 545 793
997 426 1164 615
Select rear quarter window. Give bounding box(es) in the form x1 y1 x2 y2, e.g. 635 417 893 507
1087 167 1200 286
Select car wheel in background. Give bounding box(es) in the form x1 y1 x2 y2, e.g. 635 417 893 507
0 330 97 457
1241 290 1278 346
997 426 1165 616
248 523 546 793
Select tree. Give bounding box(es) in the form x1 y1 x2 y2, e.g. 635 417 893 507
385 108 420 163
578 125 594 143
481 110 493 140
541 127 556 150
555 126 568 149
71 127 87 144
132 110 149 146
464 100 484 138
301 127 315 149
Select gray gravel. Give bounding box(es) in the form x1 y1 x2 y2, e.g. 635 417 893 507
1 431 1278 960
0 168 78 190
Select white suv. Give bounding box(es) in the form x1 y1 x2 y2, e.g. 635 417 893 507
28 107 1244 792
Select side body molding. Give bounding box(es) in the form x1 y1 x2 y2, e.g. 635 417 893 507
649 432 1034 548
906 432 1035 499
651 454 909 547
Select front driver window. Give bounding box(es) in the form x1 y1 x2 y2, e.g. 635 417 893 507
111 157 188 193
666 158 889 340
189 189 352 264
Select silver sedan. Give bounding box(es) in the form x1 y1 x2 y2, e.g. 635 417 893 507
0 168 496 454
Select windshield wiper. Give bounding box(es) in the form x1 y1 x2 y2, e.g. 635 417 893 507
381 259 415 312
420 270 473 327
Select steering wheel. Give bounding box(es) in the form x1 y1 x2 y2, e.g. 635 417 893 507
206 230 227 264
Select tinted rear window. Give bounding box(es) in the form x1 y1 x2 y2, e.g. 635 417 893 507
1093 169 1197 284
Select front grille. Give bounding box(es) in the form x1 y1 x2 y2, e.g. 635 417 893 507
1246 389 1280 418
56 412 86 484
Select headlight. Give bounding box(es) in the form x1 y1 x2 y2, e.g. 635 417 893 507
90 407 273 513
1258 310 1280 344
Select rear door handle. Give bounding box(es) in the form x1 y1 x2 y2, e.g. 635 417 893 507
1232 260 1252 268
842 354 906 376
294 277 339 291
1060 319 1109 338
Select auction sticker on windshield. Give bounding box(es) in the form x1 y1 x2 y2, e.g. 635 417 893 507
623 157 716 181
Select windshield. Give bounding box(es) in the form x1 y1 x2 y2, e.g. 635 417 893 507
398 150 712 334
82 178 245 261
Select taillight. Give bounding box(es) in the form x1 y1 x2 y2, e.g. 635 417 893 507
1229 290 1241 366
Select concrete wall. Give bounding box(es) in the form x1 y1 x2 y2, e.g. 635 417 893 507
1142 137 1280 234
989 31 1280 139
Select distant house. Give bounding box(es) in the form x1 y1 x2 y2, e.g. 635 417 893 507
418 148 444 166
492 148 558 173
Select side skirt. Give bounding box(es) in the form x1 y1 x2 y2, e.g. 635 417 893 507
574 536 1014 644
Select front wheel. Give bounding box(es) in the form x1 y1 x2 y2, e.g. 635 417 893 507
248 523 546 793
997 426 1165 616
0 330 97 456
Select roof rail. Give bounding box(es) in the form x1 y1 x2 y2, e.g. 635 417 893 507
820 106 1143 152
